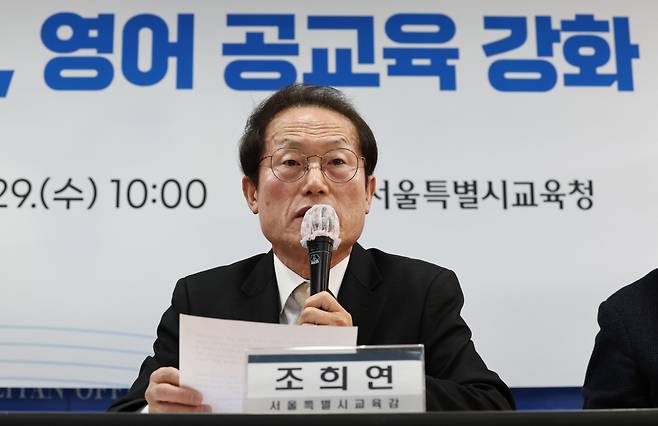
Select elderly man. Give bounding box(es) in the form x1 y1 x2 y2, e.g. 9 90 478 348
109 84 514 412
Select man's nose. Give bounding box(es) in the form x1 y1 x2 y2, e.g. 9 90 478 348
301 157 328 194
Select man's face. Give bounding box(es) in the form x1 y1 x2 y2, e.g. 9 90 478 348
243 106 376 262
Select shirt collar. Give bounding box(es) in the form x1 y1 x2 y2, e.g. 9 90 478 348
273 252 350 315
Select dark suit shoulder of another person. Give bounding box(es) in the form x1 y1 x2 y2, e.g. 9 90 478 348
583 268 658 408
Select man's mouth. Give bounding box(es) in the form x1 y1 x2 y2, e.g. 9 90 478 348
294 206 312 219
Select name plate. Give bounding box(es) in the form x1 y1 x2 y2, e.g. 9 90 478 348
244 345 425 414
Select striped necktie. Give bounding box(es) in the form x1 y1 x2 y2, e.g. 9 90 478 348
292 281 310 309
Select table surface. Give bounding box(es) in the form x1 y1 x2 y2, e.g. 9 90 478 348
2 410 658 426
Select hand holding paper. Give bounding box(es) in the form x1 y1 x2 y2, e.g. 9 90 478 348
144 366 211 413
178 314 358 413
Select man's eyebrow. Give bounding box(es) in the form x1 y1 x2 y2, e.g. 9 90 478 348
277 140 303 149
276 139 349 149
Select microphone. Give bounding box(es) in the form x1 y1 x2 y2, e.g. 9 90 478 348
300 204 341 295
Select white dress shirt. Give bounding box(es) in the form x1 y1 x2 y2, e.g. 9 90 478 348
274 252 350 324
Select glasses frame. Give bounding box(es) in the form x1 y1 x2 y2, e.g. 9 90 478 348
259 147 366 183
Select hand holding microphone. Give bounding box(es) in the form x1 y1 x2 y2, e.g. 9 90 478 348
297 204 352 326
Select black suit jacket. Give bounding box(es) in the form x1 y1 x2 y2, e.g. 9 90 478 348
109 244 514 411
583 269 658 408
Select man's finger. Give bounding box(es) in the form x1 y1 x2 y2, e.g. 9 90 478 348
150 367 180 386
150 402 212 414
304 292 345 313
148 382 203 406
298 307 351 326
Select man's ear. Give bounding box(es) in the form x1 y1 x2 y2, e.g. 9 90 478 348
242 176 259 214
365 175 376 214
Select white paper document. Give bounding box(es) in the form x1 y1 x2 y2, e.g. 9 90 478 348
179 314 358 413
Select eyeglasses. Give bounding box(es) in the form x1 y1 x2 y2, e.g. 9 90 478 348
259 147 365 183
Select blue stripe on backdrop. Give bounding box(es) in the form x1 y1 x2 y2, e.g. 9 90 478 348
512 387 583 410
0 387 583 411
0 388 128 411
0 325 154 339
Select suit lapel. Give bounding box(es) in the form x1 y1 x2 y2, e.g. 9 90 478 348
230 246 385 333
235 250 280 324
338 244 385 345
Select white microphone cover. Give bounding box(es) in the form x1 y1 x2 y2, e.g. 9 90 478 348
299 204 341 250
